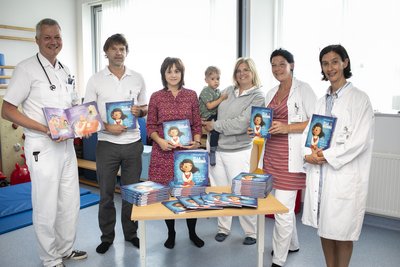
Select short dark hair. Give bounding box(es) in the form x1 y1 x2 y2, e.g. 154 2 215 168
160 57 185 89
270 48 294 65
103 33 129 53
319 44 352 81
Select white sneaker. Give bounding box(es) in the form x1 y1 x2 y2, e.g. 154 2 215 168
63 250 88 260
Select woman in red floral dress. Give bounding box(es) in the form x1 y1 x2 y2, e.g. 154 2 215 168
146 57 204 249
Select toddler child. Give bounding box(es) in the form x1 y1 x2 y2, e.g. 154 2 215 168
199 66 227 166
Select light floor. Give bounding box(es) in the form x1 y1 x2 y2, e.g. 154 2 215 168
1 184 399 267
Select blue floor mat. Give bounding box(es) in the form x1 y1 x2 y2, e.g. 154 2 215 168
0 183 98 235
0 182 91 218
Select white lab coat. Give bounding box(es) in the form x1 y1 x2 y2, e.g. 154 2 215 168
260 77 316 172
301 83 374 241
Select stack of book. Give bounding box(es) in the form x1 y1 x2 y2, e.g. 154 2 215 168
231 172 273 198
121 181 170 206
169 150 209 197
169 182 208 197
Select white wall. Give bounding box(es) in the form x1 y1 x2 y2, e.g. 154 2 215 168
0 0 78 92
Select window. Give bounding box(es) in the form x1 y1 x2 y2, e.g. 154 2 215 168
278 0 400 113
92 0 237 96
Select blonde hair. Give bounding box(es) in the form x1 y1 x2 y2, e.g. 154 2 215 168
232 57 262 89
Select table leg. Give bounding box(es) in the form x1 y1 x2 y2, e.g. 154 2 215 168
257 214 265 267
138 220 146 267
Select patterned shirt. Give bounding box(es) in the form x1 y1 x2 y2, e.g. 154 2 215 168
199 86 221 119
147 88 202 185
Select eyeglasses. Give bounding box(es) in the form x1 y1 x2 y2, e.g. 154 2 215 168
235 68 250 75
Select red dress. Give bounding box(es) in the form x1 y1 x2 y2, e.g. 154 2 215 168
263 94 306 190
146 88 202 185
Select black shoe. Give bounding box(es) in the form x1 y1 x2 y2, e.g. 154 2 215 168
209 151 216 166
243 237 256 245
271 263 282 267
271 248 299 256
190 233 205 248
96 242 112 254
126 237 140 248
215 233 228 242
164 231 176 249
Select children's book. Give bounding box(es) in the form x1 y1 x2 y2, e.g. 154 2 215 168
219 193 243 207
190 195 223 210
305 114 337 150
173 150 209 187
163 119 192 146
237 195 258 208
162 200 196 214
177 196 203 209
200 192 228 207
43 101 104 140
105 100 136 130
250 106 273 139
232 172 273 184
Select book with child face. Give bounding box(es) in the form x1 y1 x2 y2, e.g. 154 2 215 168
105 100 136 130
163 119 192 146
304 114 337 150
173 150 209 187
250 106 273 139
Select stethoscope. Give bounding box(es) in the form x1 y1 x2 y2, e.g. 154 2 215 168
36 53 67 91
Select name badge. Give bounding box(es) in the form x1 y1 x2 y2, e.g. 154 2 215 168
336 134 346 143
290 114 302 123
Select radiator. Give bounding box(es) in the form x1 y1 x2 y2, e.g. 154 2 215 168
366 153 400 218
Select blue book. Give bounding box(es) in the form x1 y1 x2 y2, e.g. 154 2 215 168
105 100 136 130
237 195 258 208
162 200 195 214
163 119 192 146
232 172 273 184
305 114 337 150
190 195 223 210
177 196 202 209
250 106 273 139
173 150 209 187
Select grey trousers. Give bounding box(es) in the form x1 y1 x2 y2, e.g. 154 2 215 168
96 140 143 243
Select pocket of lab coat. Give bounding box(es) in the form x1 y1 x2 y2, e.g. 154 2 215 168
333 173 356 200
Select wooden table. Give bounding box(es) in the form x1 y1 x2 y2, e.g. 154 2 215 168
131 186 288 267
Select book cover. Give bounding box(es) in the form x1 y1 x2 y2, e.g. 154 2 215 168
163 119 192 146
190 195 223 210
177 196 203 209
232 172 273 183
162 200 195 214
43 101 104 140
173 150 209 187
249 106 273 139
220 193 243 207
238 195 258 208
200 192 228 207
105 100 136 130
305 114 337 150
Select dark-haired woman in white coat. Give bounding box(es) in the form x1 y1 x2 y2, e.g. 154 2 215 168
302 44 374 267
